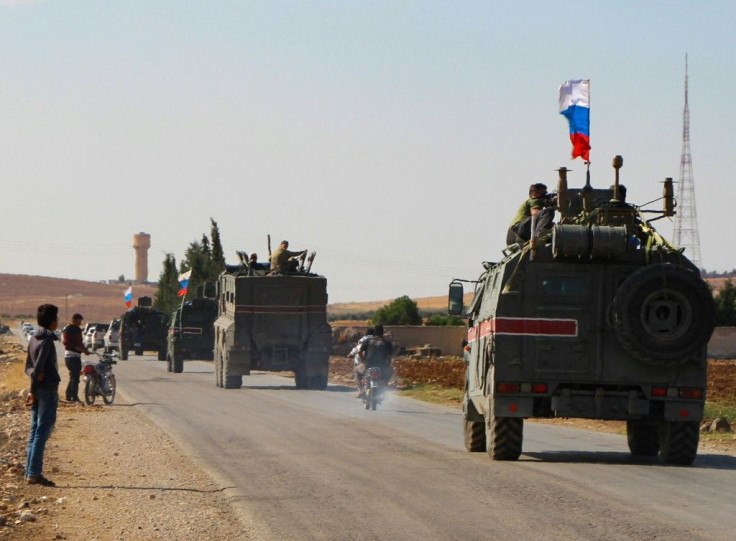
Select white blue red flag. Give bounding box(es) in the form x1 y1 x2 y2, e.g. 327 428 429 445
177 270 192 297
559 79 590 161
124 286 132 308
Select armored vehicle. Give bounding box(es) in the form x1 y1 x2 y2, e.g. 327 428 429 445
119 297 169 361
167 297 218 373
449 156 714 465
214 249 332 389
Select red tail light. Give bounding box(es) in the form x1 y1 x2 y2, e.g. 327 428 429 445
497 382 520 393
81 365 93 374
651 386 667 397
531 383 548 393
679 387 703 399
368 368 382 378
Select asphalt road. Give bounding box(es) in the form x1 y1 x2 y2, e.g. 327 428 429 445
109 354 736 541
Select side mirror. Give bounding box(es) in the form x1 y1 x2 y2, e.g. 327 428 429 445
448 281 464 316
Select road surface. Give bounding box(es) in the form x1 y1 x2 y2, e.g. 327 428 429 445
110 354 736 540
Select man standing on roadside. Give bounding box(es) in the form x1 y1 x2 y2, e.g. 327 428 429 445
25 303 61 487
62 313 89 403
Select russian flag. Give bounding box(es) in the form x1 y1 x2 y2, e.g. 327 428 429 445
124 286 133 308
559 79 590 161
177 270 192 297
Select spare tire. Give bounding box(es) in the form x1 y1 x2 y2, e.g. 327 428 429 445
611 263 714 365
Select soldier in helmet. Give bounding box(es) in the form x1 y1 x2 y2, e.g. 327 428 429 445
269 240 307 274
506 182 556 245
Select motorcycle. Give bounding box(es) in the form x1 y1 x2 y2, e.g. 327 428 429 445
362 366 386 411
82 353 117 405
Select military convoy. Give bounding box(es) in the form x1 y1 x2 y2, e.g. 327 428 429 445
166 296 218 373
449 156 715 465
213 250 332 389
118 297 169 361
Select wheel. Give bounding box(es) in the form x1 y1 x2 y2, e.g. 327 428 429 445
659 421 699 465
84 380 96 405
310 373 328 390
224 375 241 389
135 349 143 356
370 396 377 410
157 348 166 361
463 393 486 452
611 264 715 365
626 420 660 456
166 354 173 372
120 349 128 361
485 397 523 461
103 375 116 405
173 355 183 374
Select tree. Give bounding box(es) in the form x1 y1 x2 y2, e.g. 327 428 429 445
425 314 465 326
715 280 736 326
154 253 180 315
210 218 226 276
373 295 422 326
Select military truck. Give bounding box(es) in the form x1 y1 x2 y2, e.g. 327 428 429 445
119 296 169 361
214 249 332 389
166 297 218 373
449 156 714 465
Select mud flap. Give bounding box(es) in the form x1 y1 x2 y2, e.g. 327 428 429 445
664 400 704 422
494 395 533 417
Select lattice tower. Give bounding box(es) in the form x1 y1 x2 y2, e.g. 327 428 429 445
672 54 702 270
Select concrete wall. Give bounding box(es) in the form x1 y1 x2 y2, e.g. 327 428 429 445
333 325 466 356
335 325 736 359
708 327 736 358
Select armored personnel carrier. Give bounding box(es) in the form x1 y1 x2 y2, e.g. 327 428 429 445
449 156 714 465
166 296 218 373
118 296 169 361
213 249 332 389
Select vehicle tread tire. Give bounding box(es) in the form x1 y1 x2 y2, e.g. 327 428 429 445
224 375 241 389
464 394 486 452
626 420 660 456
611 263 715 365
173 356 183 374
166 354 173 373
486 397 523 461
659 421 699 465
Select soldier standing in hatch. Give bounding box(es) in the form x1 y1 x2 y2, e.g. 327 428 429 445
62 313 90 403
506 182 556 245
269 240 307 274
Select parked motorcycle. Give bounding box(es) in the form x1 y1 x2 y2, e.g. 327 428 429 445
82 353 117 405
362 366 386 411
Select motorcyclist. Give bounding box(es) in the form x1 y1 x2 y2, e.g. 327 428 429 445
348 327 373 398
358 324 393 391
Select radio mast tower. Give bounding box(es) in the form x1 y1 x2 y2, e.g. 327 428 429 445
672 54 703 270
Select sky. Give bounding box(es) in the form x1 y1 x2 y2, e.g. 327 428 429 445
1 1 735 304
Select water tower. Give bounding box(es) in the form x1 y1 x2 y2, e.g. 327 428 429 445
133 232 151 283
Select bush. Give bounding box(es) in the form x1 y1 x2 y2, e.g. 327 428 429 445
424 314 464 326
373 296 422 326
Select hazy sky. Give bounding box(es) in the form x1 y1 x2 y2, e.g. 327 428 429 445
2 1 734 303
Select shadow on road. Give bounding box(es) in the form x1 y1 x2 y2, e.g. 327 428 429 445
523 450 736 470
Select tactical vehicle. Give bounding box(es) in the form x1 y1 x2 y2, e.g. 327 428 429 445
118 297 169 361
449 156 714 465
213 249 332 389
167 297 218 373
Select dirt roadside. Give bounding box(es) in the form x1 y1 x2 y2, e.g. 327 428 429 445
0 334 246 540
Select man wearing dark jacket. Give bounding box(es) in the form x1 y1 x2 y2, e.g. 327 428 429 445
25 303 61 487
62 313 89 402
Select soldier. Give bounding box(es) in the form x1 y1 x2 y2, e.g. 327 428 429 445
506 183 555 245
269 240 307 274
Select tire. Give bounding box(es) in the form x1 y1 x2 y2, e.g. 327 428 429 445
135 349 143 356
485 397 523 461
611 264 715 365
659 421 699 465
224 375 241 389
157 348 167 361
370 396 377 410
626 420 660 456
103 375 116 405
84 380 96 405
173 355 183 374
310 373 328 390
120 349 128 361
463 393 486 452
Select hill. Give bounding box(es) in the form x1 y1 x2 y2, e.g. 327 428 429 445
0 274 157 324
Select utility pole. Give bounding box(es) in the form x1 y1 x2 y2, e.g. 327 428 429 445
672 54 703 271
